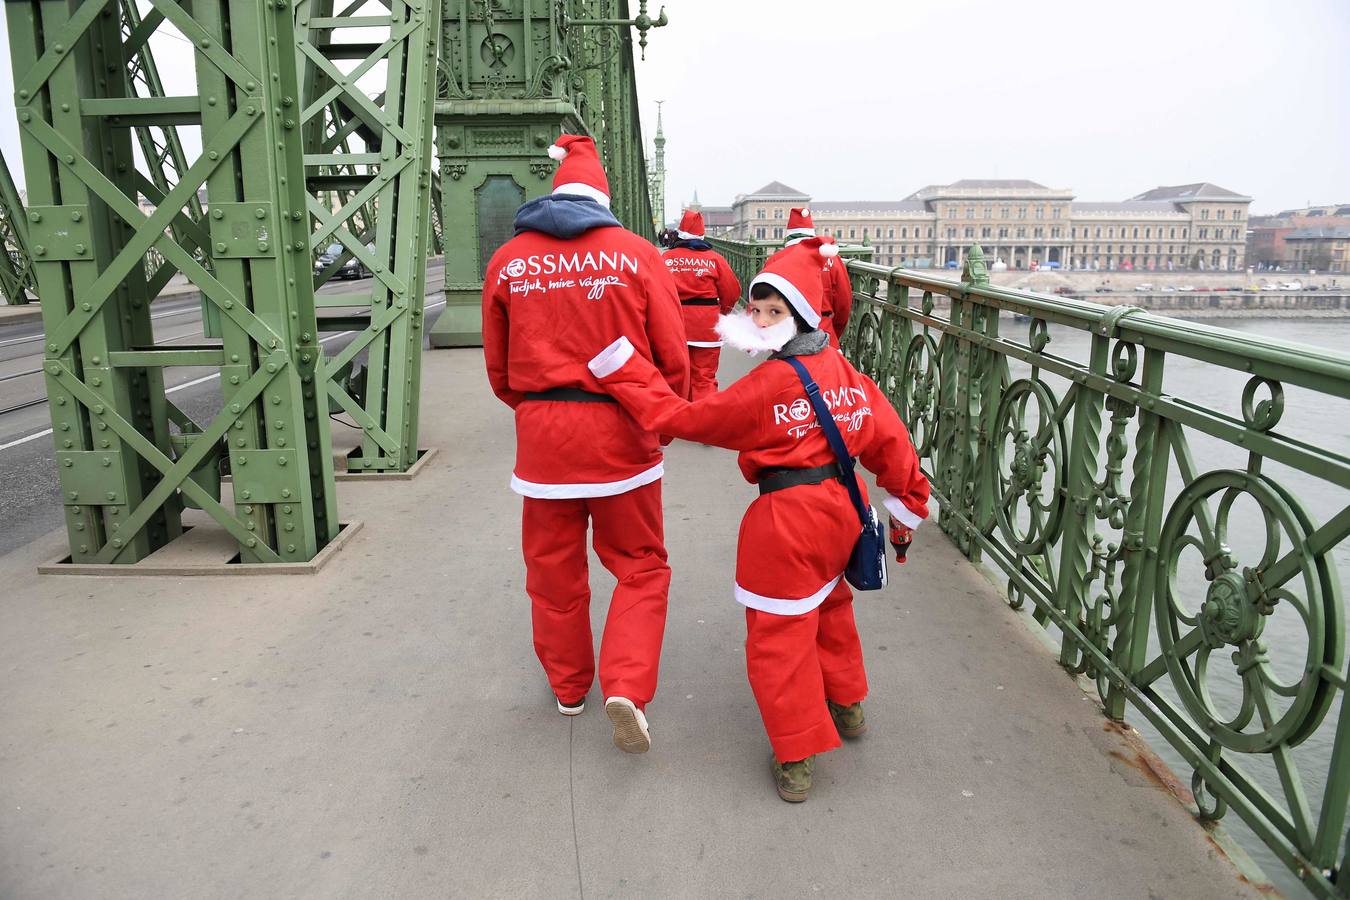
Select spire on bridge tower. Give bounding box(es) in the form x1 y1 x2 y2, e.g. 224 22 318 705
647 100 667 232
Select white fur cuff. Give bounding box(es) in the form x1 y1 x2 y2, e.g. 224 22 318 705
883 494 924 528
588 336 635 378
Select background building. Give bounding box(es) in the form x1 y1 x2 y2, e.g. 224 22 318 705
1245 204 1350 270
1284 227 1350 273
717 179 1252 271
728 181 810 241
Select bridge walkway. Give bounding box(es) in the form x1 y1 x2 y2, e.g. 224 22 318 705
0 348 1267 899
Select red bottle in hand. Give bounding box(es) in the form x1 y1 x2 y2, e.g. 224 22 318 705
888 516 913 563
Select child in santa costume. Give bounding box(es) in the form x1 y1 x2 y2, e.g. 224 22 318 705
482 134 690 754
661 209 741 399
767 208 853 349
585 237 929 801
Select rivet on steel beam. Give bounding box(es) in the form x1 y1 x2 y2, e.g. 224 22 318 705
94 404 104 415
101 457 110 467
246 538 257 548
74 244 85 255
224 300 234 309
34 245 46 256
106 492 116 501
216 242 228 253
63 459 73 467
237 456 247 465
112 538 122 547
199 38 211 48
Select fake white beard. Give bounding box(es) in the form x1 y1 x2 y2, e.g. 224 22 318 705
715 311 799 356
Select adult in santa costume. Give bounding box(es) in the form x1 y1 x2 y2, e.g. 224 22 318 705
586 237 930 800
661 209 741 400
482 134 690 754
766 208 853 349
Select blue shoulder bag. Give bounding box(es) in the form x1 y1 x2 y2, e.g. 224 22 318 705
783 357 888 591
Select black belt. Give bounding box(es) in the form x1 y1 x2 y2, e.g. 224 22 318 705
523 387 617 404
757 461 851 496
681 297 719 306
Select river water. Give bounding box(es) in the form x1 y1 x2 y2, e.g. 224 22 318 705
994 316 1349 895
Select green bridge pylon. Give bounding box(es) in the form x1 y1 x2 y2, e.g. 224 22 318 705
6 0 339 563
429 0 664 347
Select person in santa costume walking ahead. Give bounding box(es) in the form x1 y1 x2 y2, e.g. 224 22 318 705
662 209 741 399
584 237 930 801
767 208 853 349
482 134 690 754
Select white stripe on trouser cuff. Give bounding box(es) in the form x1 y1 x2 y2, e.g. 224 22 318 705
687 340 723 348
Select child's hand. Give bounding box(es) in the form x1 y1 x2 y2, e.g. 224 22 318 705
888 517 913 563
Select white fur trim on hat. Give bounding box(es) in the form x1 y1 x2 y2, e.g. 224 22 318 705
784 227 815 238
749 271 822 328
553 182 611 207
820 243 839 258
784 236 808 247
547 144 568 160
676 229 704 240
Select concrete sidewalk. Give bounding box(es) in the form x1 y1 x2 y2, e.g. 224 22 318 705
0 349 1266 899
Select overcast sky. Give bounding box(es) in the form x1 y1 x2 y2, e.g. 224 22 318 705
1 0 1345 217
634 0 1350 217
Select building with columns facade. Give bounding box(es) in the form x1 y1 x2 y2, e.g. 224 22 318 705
724 179 1251 272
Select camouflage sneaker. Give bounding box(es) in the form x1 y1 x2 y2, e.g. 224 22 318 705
772 755 815 803
828 700 868 738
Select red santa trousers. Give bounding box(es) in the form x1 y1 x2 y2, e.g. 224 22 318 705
687 346 722 400
744 579 868 763
521 479 669 709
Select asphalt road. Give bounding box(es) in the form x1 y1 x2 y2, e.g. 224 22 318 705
0 269 446 559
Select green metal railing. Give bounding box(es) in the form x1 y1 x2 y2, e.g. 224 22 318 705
707 236 873 291
825 244 1347 896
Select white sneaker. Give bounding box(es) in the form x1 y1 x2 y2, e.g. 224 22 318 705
604 696 651 753
557 696 585 716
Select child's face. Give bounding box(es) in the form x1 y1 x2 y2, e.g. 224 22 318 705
748 295 792 329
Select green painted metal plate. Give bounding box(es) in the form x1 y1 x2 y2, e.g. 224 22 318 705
208 202 278 258
56 450 130 505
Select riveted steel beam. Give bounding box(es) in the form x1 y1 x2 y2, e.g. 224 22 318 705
296 0 440 473
7 0 339 564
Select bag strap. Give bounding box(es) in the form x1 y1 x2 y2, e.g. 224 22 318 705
782 357 868 527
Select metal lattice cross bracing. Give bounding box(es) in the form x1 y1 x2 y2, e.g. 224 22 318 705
6 0 339 563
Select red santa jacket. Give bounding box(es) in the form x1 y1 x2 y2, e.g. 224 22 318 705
588 336 929 613
661 245 741 346
483 212 689 499
767 241 854 348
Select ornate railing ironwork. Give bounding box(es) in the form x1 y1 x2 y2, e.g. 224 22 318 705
826 244 1348 897
707 235 872 291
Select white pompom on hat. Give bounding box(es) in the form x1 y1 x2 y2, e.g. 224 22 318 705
547 134 610 207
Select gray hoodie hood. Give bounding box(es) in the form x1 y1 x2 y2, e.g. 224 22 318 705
513 194 621 239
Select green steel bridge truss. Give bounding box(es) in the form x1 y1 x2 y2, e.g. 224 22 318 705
7 0 343 564
296 0 441 473
2 0 661 562
825 244 1349 897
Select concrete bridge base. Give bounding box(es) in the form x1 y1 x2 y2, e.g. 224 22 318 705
0 349 1269 898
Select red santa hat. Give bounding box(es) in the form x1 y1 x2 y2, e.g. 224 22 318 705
785 207 816 238
547 134 611 207
676 209 705 240
748 236 838 329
